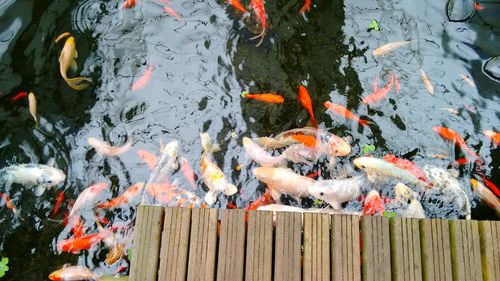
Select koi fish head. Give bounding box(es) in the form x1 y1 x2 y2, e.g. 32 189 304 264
48 271 62 281
363 190 384 215
327 137 351 157
353 156 377 170
394 183 414 205
38 166 66 187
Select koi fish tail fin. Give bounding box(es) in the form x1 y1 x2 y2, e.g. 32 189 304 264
359 119 372 126
298 3 310 15
204 189 219 205
200 133 220 154
65 77 93 90
250 29 266 47
223 183 238 196
310 116 318 128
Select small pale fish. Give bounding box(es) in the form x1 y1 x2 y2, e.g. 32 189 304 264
420 68 434 95
28 92 37 123
48 265 97 281
0 164 66 196
242 137 286 167
470 179 500 216
131 65 154 91
309 176 364 209
253 167 315 202
459 74 476 88
423 165 471 219
88 134 132 157
373 41 411 57
59 36 93 90
200 133 237 205
353 157 430 189
439 107 459 115
55 32 71 43
393 183 425 218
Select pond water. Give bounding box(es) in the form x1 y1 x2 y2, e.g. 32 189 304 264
0 0 499 279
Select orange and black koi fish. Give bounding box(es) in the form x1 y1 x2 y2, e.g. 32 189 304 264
298 85 318 128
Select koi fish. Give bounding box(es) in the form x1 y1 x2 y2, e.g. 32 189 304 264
439 108 459 115
249 0 267 46
0 163 66 196
432 126 480 159
394 73 401 93
71 216 85 237
299 0 311 15
253 167 316 202
105 242 125 265
137 149 159 170
298 86 318 128
363 190 384 216
180 157 197 189
243 137 286 167
383 154 429 184
479 175 500 197
28 92 37 123
459 74 476 88
163 6 181 21
420 68 434 95
474 1 485 11
69 182 108 218
122 0 137 9
470 179 500 215
324 101 370 126
57 233 104 253
309 176 364 209
241 91 284 104
227 0 247 13
10 91 27 102
54 32 71 44
289 133 317 148
58 36 93 90
484 130 500 145
131 65 154 91
88 134 132 157
362 74 395 104
200 133 238 205
96 182 144 209
353 157 430 188
52 191 65 217
373 41 411 57
245 191 275 210
0 192 18 215
48 265 97 281
394 183 425 218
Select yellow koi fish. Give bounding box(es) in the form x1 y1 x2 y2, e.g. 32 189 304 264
59 36 93 90
373 41 411 57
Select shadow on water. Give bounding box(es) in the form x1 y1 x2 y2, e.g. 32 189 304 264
0 0 498 279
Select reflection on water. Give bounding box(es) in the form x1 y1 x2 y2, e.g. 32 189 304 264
0 0 499 279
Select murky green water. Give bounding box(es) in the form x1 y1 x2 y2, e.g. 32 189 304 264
0 0 499 279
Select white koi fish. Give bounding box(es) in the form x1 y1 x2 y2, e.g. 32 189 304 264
0 163 66 196
242 137 286 167
373 41 411 57
253 167 315 201
88 134 132 157
309 176 364 209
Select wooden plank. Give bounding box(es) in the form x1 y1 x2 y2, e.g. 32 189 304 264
332 216 343 281
274 212 301 281
130 206 165 281
217 209 246 281
245 210 273 281
420 219 435 281
303 213 330 281
441 219 453 281
479 221 495 281
361 216 373 281
411 219 423 281
450 220 465 281
362 216 390 281
381 217 392 281
157 208 191 281
471 220 483 281
390 218 403 281
493 221 500 280
352 215 361 281
186 208 218 281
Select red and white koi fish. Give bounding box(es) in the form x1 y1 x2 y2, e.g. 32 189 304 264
363 190 384 216
69 182 108 218
383 154 429 184
470 179 500 216
96 182 144 210
299 0 311 15
245 191 275 210
131 65 154 91
0 192 18 215
432 126 480 159
49 265 97 281
363 73 395 104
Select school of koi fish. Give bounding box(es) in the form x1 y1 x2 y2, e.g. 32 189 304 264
0 0 499 280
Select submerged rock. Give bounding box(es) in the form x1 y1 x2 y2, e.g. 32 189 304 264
483 56 500 82
446 0 476 22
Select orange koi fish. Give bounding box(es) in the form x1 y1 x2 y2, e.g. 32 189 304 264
163 6 181 21
324 101 369 126
10 91 27 103
470 179 499 215
362 74 395 104
299 0 311 15
363 190 384 216
298 85 318 128
227 0 247 13
245 191 275 210
137 149 159 170
241 91 284 104
479 175 500 197
484 130 500 145
57 233 105 253
250 0 267 46
131 65 154 91
0 192 18 215
52 191 64 217
432 126 479 159
227 202 237 209
96 182 144 210
122 0 137 9
180 157 197 189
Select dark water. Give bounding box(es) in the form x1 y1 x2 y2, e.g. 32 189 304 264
0 0 499 279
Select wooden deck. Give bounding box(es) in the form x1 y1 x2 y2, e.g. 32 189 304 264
129 206 500 281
